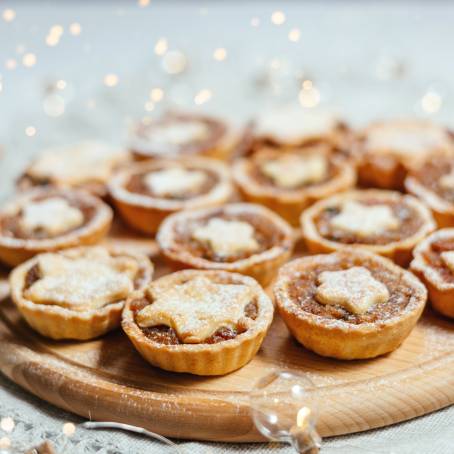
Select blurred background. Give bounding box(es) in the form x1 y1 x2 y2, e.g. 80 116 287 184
1 0 454 189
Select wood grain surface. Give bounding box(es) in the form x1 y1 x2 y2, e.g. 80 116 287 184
0 222 453 442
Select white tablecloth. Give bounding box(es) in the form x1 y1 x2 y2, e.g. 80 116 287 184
0 1 453 452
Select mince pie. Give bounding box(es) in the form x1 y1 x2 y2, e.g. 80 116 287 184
0 188 113 267
233 144 356 225
10 246 153 340
109 157 234 234
122 269 274 375
357 119 454 190
274 249 427 359
405 153 454 227
157 203 295 286
17 141 129 198
301 189 435 266
411 228 454 318
128 112 239 161
252 106 348 148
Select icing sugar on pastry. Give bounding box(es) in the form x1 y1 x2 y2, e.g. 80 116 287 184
137 277 254 343
315 266 390 315
365 123 451 157
256 107 338 143
192 218 260 257
261 153 327 188
441 251 454 273
330 201 400 237
28 141 125 185
145 121 209 149
19 197 84 236
144 167 207 197
439 169 454 190
25 248 138 311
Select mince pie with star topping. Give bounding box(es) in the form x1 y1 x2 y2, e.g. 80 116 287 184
129 112 239 161
357 119 454 190
274 249 427 359
251 106 349 150
17 141 129 198
122 269 274 375
109 157 234 235
157 203 295 286
232 144 356 225
0 188 113 267
10 246 153 340
405 153 454 227
301 189 435 267
411 228 454 318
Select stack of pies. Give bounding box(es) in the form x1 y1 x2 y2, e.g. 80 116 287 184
3 109 452 374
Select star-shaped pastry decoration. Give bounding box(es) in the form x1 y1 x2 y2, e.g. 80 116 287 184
330 201 400 237
26 248 137 311
315 266 389 315
192 217 260 258
144 167 206 197
19 197 84 236
137 277 254 343
261 153 327 188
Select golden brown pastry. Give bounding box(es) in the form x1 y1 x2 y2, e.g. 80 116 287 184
157 203 295 286
357 119 454 190
405 153 454 227
122 269 273 375
0 188 113 267
300 189 435 267
109 157 234 235
17 141 129 198
274 249 427 359
232 143 356 225
10 246 153 340
128 112 239 161
411 228 454 318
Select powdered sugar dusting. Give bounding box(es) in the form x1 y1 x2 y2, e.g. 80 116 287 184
138 276 254 343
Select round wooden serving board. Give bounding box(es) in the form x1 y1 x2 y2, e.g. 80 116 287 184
0 222 453 442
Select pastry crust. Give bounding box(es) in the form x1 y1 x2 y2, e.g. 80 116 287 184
357 119 454 190
17 141 129 198
300 189 435 267
274 249 427 360
129 112 239 161
411 228 454 318
10 246 154 340
157 203 295 286
405 154 454 228
251 106 349 149
109 157 235 235
122 269 274 375
0 188 113 267
232 145 356 226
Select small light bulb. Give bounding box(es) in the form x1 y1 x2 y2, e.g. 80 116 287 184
194 89 212 105
103 74 119 87
213 48 227 61
150 88 164 102
25 126 37 137
69 22 82 36
288 28 301 42
22 53 37 67
2 9 15 22
0 417 15 433
271 11 286 25
62 422 76 437
154 38 168 56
